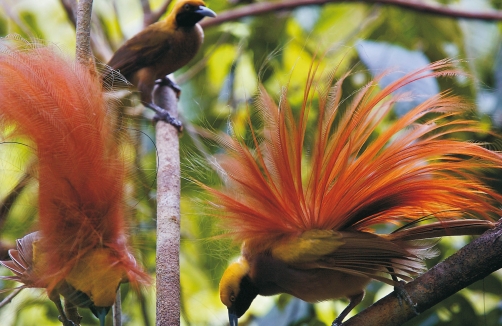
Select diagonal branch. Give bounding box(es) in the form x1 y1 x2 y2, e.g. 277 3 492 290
0 288 23 309
60 0 77 26
145 0 174 26
201 0 502 28
140 0 173 27
342 222 502 325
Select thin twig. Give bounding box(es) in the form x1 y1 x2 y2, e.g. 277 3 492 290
153 82 181 325
0 160 34 232
141 0 152 16
145 0 174 26
59 0 77 26
113 287 122 326
201 0 502 28
343 223 502 325
138 290 152 326
0 288 22 309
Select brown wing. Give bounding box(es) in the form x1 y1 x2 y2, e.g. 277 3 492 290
281 220 494 286
312 232 431 285
107 23 172 78
273 230 430 286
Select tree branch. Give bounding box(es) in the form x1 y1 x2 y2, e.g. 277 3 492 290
153 83 181 326
0 288 22 309
343 222 502 325
59 0 77 26
113 288 122 326
143 0 173 26
0 161 33 233
75 0 95 68
201 0 502 28
141 0 152 15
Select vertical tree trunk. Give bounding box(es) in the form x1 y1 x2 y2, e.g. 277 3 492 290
75 0 95 68
154 83 181 325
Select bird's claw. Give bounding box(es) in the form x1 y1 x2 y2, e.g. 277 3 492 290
395 280 419 315
155 75 181 99
146 102 183 132
58 315 77 326
153 110 183 132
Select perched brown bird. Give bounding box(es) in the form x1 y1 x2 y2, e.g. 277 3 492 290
106 0 216 129
201 60 502 325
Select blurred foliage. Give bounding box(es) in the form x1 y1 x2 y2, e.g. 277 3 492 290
0 0 502 325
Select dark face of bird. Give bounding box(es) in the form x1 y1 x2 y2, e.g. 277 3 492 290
175 1 216 28
220 258 259 325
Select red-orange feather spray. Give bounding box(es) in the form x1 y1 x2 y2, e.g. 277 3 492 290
209 60 502 242
0 40 147 323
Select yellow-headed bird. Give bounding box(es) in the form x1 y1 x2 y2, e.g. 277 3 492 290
202 60 502 325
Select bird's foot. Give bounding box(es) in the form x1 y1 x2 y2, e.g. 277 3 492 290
155 75 181 99
331 292 365 326
58 315 77 326
145 103 183 132
395 280 419 315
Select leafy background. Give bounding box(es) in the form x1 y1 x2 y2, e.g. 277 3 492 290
0 0 501 325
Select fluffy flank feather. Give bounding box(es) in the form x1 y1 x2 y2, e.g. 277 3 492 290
205 60 502 244
0 42 145 289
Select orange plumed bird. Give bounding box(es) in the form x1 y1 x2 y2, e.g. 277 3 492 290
0 42 148 326
106 0 216 130
202 60 502 325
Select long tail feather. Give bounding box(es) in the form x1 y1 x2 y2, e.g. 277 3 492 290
388 219 495 241
0 40 146 291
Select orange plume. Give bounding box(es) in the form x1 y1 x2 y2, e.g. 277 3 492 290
0 39 146 322
206 59 502 244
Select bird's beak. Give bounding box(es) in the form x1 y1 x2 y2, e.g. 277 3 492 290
195 6 216 18
228 308 239 326
91 306 110 326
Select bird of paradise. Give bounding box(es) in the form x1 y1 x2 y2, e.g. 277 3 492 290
0 41 148 326
201 59 502 325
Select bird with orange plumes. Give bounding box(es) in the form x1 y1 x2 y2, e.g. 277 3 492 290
200 59 502 325
0 41 148 326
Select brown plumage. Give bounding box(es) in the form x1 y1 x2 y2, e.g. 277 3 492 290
106 0 215 128
201 60 502 325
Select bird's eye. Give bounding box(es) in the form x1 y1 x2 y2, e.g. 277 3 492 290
229 295 236 302
183 4 191 10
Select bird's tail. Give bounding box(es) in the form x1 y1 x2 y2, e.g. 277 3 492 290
0 39 146 293
203 59 502 246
